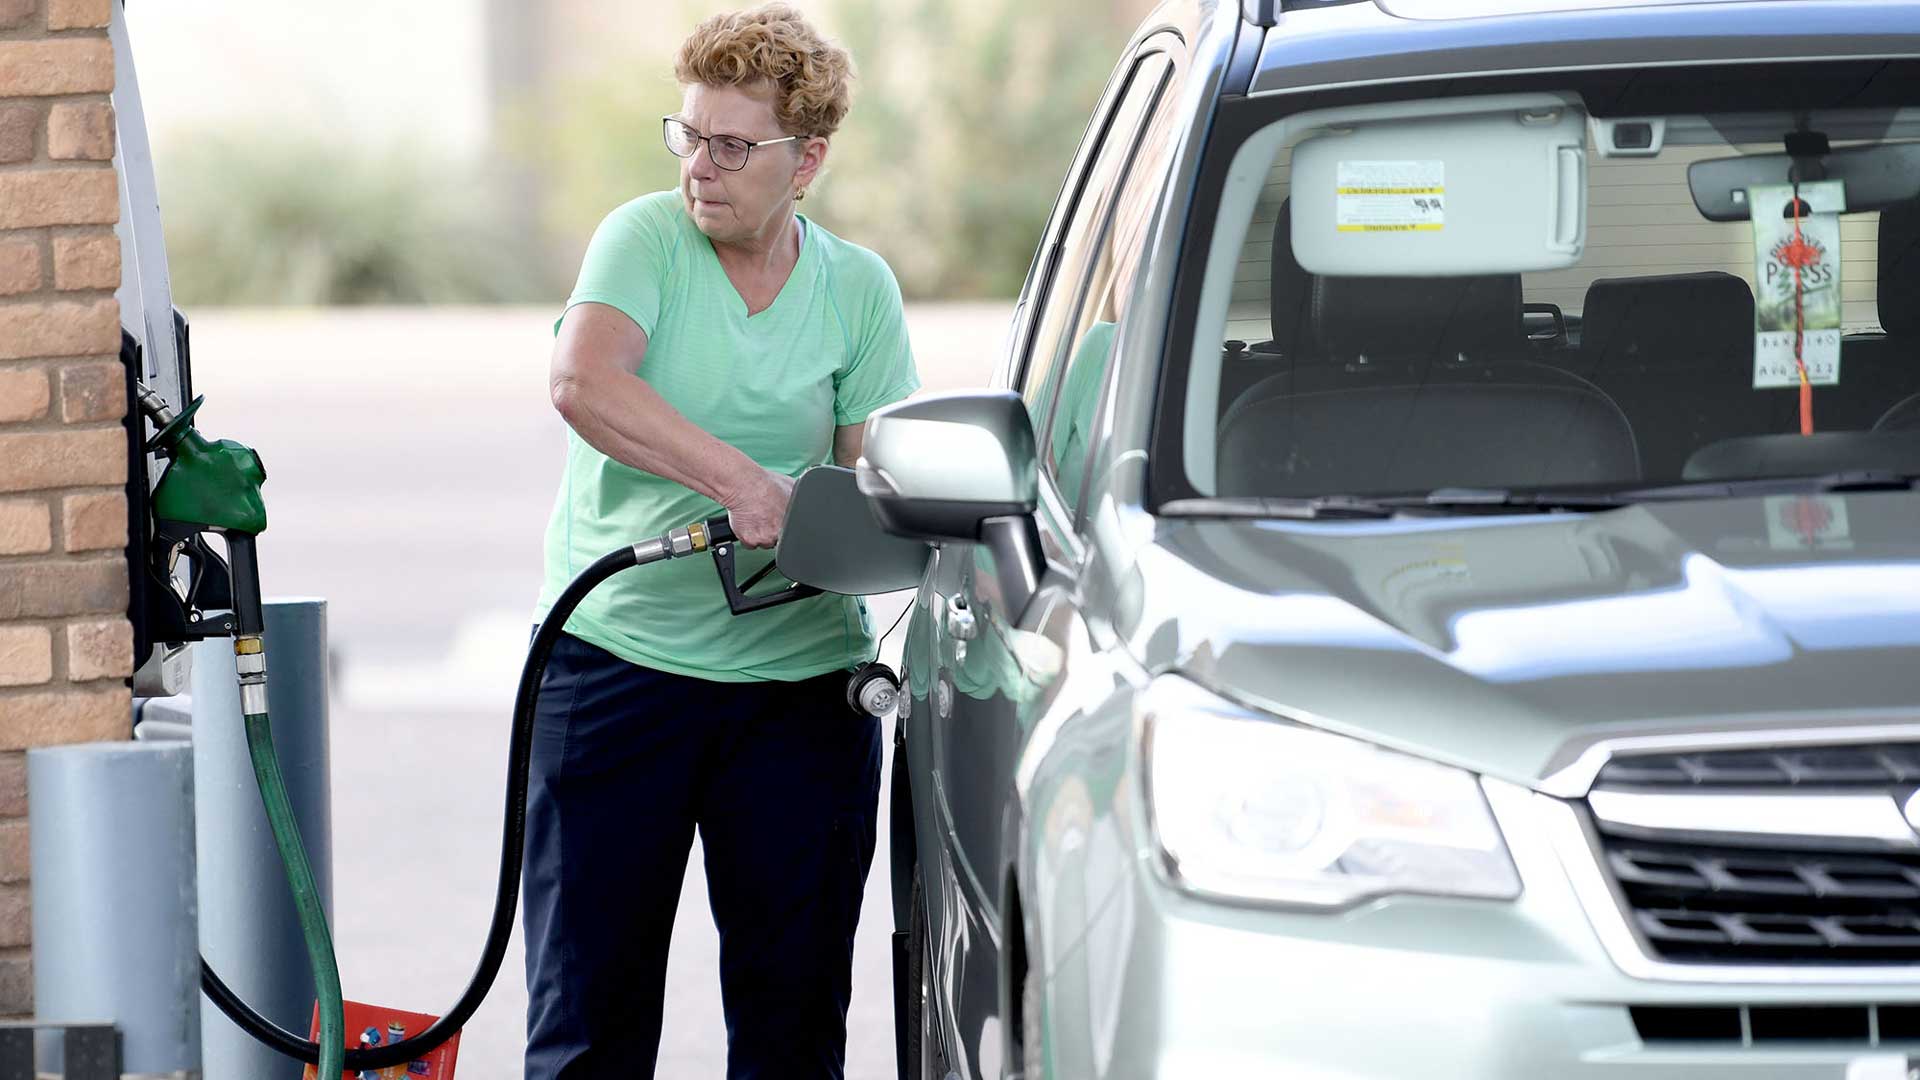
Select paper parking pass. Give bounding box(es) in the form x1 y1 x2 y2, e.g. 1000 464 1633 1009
1749 181 1845 390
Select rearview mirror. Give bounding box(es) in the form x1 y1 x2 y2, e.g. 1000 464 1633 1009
1688 141 1920 221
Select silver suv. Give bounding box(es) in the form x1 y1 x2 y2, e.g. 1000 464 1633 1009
859 0 1920 1077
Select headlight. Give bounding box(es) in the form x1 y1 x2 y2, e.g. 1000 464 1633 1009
1141 676 1520 909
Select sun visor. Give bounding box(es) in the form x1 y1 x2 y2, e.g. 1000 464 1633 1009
1289 94 1588 276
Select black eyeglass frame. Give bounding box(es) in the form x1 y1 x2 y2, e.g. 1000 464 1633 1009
662 116 802 172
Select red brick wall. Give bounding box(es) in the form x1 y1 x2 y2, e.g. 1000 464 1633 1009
0 0 134 1018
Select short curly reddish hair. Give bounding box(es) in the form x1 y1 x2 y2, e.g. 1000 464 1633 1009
674 3 854 138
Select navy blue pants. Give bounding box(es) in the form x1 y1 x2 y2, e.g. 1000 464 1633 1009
522 631 882 1079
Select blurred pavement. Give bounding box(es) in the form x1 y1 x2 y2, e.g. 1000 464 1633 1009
187 302 1007 1079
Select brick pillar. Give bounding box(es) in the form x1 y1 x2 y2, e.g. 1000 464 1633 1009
0 0 134 1019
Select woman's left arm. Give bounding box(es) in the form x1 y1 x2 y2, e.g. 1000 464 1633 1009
831 254 919 468
833 423 864 468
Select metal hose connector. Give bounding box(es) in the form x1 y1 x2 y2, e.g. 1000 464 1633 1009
134 380 178 427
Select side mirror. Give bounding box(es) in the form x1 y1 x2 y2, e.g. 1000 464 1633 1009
856 390 1038 540
857 390 1046 619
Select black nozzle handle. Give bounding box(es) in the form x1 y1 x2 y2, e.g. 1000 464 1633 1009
225 532 266 638
699 514 822 616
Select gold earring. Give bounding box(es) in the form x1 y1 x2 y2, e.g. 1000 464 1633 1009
794 187 807 202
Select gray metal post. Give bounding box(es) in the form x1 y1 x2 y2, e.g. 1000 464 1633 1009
193 598 333 1080
27 742 198 1076
0 1025 25 1079
0 1022 122 1080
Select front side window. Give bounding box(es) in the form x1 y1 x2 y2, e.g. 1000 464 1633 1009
1019 51 1174 434
1036 60 1182 507
1168 65 1920 509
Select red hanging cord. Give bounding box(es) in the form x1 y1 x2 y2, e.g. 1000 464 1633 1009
1780 188 1817 435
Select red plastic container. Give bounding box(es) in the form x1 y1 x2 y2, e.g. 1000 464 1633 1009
301 1000 462 1080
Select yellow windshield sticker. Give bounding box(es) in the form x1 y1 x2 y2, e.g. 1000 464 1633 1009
1336 160 1445 233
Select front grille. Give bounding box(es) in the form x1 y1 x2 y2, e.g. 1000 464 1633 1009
1607 840 1920 963
1630 1004 1920 1045
1580 738 1920 970
1596 744 1920 788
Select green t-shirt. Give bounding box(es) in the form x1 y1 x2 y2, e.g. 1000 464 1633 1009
534 191 920 682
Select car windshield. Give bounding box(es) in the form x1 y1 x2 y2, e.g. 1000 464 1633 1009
1171 70 1920 509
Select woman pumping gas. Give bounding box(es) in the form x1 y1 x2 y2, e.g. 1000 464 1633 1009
526 5 920 1078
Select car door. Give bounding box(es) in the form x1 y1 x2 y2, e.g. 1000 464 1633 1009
923 34 1186 1079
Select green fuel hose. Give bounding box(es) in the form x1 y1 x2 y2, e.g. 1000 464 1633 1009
243 700 345 1080
227 530 344 1078
201 519 737 1071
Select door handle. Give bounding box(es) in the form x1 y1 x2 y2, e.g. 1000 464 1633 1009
944 596 978 641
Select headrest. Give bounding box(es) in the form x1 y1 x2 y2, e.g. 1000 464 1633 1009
1269 199 1521 360
1881 200 1920 339
1309 275 1522 360
1580 272 1754 367
1877 393 1920 432
1685 431 1920 480
1216 366 1640 497
1270 200 1313 356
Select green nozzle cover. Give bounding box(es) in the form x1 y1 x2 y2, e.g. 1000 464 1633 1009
150 402 268 536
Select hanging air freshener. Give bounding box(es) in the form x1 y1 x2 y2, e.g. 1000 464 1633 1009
1749 180 1845 393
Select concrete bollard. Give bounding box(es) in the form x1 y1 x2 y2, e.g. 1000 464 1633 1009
28 741 200 1075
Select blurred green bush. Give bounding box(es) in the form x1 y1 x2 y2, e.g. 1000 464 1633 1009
819 0 1128 298
157 0 1136 306
157 129 553 306
521 0 1130 300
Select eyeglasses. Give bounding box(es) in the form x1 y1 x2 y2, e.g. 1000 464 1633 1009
662 117 800 172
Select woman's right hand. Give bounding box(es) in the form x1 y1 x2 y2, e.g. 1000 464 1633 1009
725 468 795 549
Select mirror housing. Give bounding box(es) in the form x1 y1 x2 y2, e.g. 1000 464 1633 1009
858 391 1046 621
856 390 1038 541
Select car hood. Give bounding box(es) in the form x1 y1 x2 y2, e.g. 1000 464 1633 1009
1116 491 1920 787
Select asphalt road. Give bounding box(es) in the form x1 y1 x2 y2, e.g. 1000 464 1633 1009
186 303 1006 1079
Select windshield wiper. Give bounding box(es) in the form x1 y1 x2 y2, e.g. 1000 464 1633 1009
1158 495 1397 520
1159 472 1917 523
1389 472 1917 512
1162 489 1624 520
1616 471 1920 501
1373 488 1631 513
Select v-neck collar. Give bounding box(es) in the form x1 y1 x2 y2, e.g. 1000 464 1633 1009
702 214 813 322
